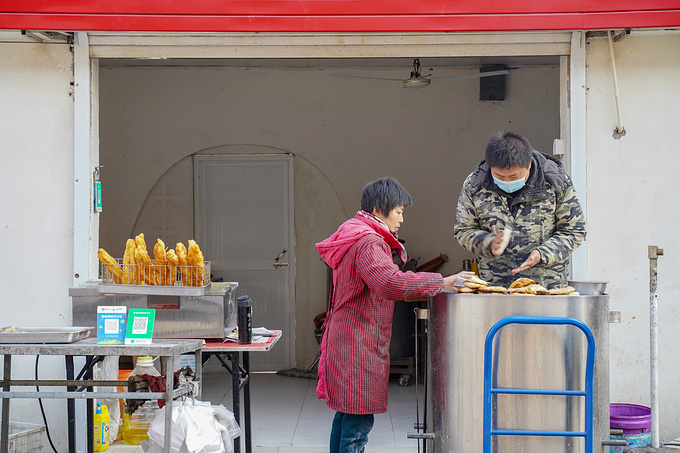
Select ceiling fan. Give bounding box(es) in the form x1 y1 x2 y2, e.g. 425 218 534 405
341 58 510 89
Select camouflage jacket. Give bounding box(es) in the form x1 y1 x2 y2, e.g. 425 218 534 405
454 151 586 288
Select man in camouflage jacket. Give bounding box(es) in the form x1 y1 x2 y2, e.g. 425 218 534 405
454 131 586 288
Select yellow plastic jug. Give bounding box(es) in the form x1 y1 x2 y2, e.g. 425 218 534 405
94 403 110 451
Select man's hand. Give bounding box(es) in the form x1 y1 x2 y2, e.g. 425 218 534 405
512 250 541 274
442 271 476 292
490 229 511 256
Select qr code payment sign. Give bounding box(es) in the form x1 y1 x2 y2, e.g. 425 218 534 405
132 316 148 334
104 318 119 334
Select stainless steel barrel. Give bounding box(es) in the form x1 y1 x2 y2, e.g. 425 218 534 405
426 292 609 452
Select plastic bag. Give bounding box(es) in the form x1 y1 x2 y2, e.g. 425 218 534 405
146 399 240 453
94 356 122 441
212 405 241 453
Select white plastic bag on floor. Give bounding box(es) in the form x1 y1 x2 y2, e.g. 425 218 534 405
144 403 185 453
145 399 240 453
93 356 122 442
212 404 241 452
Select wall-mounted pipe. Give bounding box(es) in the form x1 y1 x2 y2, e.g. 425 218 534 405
607 31 626 139
648 245 664 448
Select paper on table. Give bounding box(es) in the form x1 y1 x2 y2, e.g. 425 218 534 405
222 327 277 343
252 327 277 337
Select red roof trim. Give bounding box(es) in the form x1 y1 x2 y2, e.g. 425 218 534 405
2 11 680 33
1 1 679 33
3 0 680 15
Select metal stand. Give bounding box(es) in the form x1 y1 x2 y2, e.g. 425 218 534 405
201 332 281 453
0 339 203 453
482 316 595 453
407 306 433 452
204 351 251 453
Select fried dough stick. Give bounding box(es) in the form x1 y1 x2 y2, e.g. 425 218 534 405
187 239 205 286
153 239 168 285
122 239 136 284
135 244 153 285
176 242 189 286
166 249 179 286
133 233 147 284
135 233 147 250
98 248 123 284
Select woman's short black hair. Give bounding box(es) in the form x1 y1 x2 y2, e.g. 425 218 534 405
361 177 413 216
485 131 533 169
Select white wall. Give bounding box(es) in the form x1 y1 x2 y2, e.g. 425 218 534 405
586 30 680 440
0 40 74 447
98 63 560 367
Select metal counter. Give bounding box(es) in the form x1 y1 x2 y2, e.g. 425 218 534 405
426 292 609 453
70 281 238 339
0 339 203 453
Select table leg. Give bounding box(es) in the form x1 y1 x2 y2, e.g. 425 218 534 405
86 356 94 453
194 349 202 400
163 356 173 453
1 355 11 453
66 356 76 453
243 352 252 453
230 353 240 453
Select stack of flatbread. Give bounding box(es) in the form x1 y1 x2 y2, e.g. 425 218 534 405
508 278 549 295
457 275 578 296
459 275 508 294
547 285 579 296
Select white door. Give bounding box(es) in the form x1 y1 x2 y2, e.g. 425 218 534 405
194 155 295 371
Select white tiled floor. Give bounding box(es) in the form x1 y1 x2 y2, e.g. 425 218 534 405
109 371 424 453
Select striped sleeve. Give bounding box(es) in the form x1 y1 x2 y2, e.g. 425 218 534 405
355 236 443 300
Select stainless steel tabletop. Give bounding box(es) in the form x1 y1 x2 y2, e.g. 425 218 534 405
0 338 204 356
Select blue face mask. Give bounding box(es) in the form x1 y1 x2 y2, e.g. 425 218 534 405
493 169 529 193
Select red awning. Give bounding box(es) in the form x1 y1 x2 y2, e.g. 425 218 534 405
1 0 679 32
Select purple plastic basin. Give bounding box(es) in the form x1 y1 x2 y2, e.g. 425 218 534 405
610 403 651 434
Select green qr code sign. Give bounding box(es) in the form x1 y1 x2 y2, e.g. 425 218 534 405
125 308 156 344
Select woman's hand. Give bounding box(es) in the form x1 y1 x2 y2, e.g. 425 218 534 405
442 271 476 292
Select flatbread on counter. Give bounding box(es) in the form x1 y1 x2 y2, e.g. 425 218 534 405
528 283 549 295
464 275 489 289
463 281 485 289
509 277 536 289
508 283 548 295
458 286 477 294
457 275 578 296
477 286 508 294
548 286 577 295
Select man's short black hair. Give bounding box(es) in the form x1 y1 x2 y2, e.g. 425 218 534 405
361 177 413 217
485 131 533 169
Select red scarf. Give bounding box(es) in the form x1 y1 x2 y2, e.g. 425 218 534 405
315 211 407 269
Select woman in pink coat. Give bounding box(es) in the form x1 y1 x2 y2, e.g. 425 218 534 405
315 177 473 453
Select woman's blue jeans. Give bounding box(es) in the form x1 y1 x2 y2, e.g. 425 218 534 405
330 411 375 453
